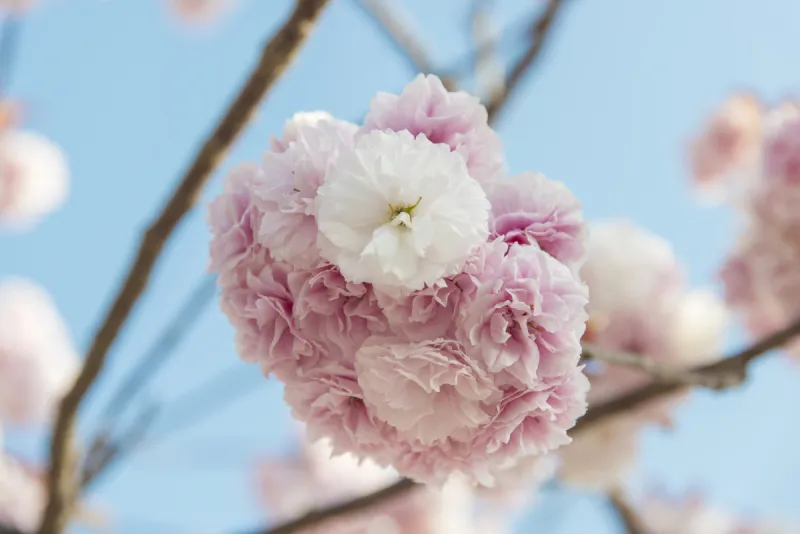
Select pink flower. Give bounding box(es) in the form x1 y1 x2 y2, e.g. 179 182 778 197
0 278 78 424
288 263 387 365
284 369 390 459
168 0 232 24
688 93 762 203
456 241 589 388
0 130 69 230
361 74 504 187
489 171 586 270
219 259 312 381
0 0 36 13
256 115 358 269
207 163 263 286
374 279 461 342
356 338 500 446
764 116 800 186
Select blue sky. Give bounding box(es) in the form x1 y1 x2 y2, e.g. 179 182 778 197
2 0 800 532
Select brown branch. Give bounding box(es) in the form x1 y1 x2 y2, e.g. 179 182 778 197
608 487 646 534
352 0 457 90
484 0 568 124
252 479 418 534
574 315 800 437
36 2 331 533
581 343 718 388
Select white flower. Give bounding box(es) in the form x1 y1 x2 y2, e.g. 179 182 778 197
316 130 490 292
0 130 69 229
666 289 728 366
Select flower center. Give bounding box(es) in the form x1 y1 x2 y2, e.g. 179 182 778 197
387 196 422 228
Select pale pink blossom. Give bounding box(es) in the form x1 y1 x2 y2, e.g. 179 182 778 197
489 171 586 270
479 453 559 509
255 434 482 534
0 130 69 230
0 278 78 423
316 130 489 293
207 163 263 286
356 338 500 446
639 494 793 534
362 74 505 187
256 115 358 269
558 415 639 490
374 278 461 342
0 453 44 532
688 93 763 203
764 116 800 187
456 240 589 388
288 263 387 364
219 259 312 381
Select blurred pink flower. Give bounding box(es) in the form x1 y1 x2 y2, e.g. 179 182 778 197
168 0 233 24
0 130 69 230
489 171 586 270
0 0 36 13
0 278 78 423
361 74 505 187
0 453 44 532
688 93 762 203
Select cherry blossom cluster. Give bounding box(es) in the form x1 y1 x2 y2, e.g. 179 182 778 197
689 95 800 359
558 220 728 490
639 492 795 534
255 429 507 534
208 74 590 485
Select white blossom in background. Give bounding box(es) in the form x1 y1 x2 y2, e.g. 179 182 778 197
559 220 728 490
0 278 79 423
0 130 69 230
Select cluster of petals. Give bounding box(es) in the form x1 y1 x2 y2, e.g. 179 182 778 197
0 278 79 424
208 75 590 485
255 433 496 534
690 95 800 360
559 220 727 490
639 493 795 534
0 129 69 230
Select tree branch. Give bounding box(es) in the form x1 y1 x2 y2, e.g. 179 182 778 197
36 2 331 533
484 0 568 124
250 479 418 534
608 487 646 534
574 315 800 436
351 0 457 90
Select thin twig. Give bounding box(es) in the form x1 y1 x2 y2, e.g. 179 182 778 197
37 2 331 533
581 343 717 388
352 0 457 90
80 404 160 491
484 0 568 124
574 315 800 436
608 487 646 534
251 479 418 534
95 275 216 429
470 0 504 102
